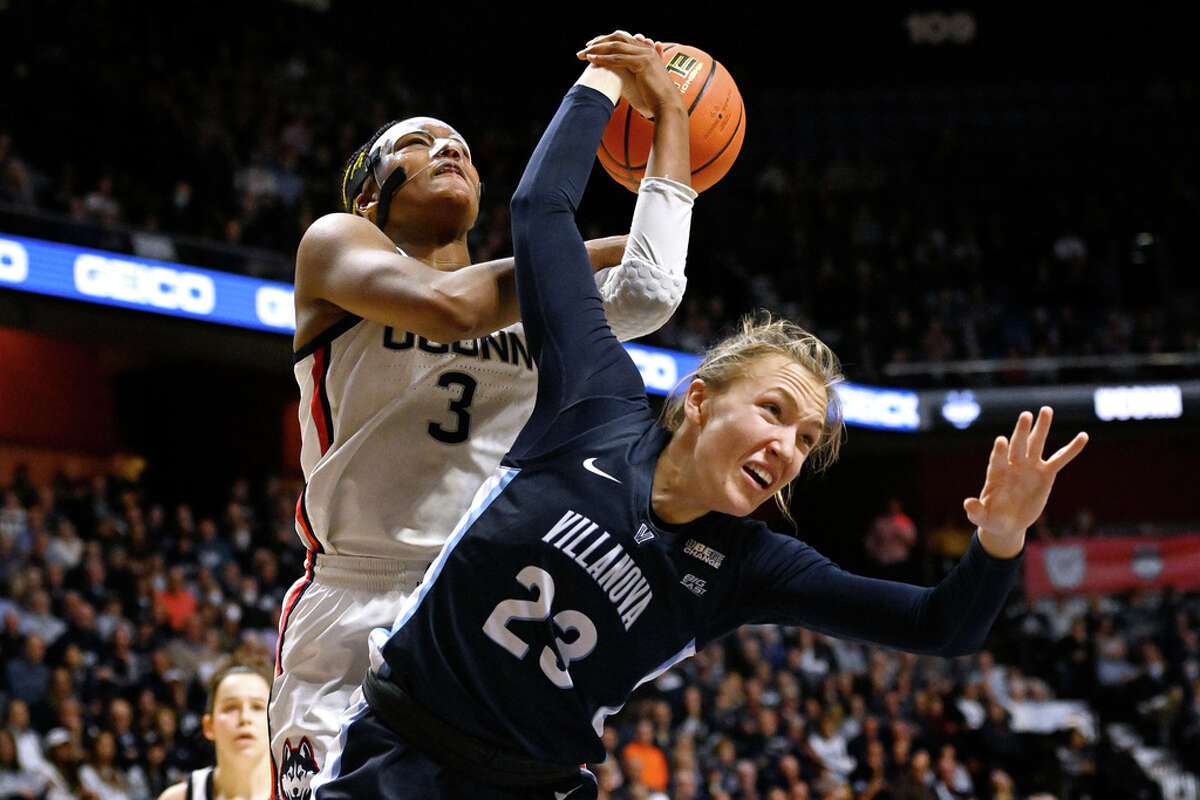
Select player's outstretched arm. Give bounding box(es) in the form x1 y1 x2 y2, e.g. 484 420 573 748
966 406 1089 558
732 409 1085 656
295 214 631 344
578 32 697 341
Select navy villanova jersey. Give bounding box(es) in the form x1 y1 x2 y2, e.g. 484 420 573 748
374 85 1021 769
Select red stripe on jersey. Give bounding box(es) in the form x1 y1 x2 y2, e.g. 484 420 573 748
309 345 332 455
294 489 322 552
274 550 315 677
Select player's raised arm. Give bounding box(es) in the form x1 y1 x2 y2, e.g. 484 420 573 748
295 214 633 346
580 32 697 341
296 213 514 345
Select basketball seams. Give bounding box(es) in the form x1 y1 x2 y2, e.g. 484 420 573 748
597 43 743 193
621 104 638 189
687 61 717 116
692 98 744 176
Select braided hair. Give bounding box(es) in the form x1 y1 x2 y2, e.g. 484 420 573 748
339 119 402 217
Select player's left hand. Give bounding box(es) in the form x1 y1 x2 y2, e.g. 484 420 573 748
964 407 1088 558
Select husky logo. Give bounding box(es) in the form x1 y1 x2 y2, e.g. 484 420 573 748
1044 545 1086 590
278 738 319 800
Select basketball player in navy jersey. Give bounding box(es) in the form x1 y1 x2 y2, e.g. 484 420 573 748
273 33 697 800
158 664 272 800
313 31 1089 800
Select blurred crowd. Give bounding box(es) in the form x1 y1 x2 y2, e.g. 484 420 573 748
3 3 1198 387
0 464 299 799
0 461 1197 800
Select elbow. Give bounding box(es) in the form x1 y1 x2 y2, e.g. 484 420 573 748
930 628 988 658
598 263 686 341
511 184 570 229
434 303 486 343
934 641 979 659
420 284 490 343
606 297 678 342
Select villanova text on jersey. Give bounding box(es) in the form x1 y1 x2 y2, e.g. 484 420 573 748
540 509 653 632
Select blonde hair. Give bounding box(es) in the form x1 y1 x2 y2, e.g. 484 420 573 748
662 313 846 520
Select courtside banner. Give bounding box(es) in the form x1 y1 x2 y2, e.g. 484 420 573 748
1024 535 1200 597
0 233 296 332
0 233 928 427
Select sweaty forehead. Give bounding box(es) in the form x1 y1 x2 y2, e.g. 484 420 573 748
374 117 467 151
748 355 827 419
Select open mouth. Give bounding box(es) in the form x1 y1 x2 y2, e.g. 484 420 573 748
433 162 464 178
743 464 772 490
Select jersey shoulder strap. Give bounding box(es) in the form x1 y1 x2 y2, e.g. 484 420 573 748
185 767 213 800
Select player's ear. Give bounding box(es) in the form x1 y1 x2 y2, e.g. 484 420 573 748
683 378 709 427
354 180 379 223
201 713 214 742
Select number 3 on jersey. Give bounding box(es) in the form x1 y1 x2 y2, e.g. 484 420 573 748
483 566 598 689
428 371 476 444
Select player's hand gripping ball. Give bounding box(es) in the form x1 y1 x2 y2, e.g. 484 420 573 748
598 43 745 194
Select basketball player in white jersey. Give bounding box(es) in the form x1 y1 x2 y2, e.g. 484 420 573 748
158 664 272 800
271 54 696 798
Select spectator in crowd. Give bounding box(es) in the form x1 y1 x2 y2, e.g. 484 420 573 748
623 718 671 795
864 499 918 581
891 748 934 800
5 701 46 777
20 591 67 647
931 745 972 800
40 727 84 800
153 568 196 634
0 727 50 799
6 634 51 708
0 132 36 207
78 729 150 800
807 714 856 783
80 176 123 228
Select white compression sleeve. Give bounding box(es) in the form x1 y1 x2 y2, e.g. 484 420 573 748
595 176 697 342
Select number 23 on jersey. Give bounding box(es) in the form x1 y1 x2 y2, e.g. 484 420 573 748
482 566 598 689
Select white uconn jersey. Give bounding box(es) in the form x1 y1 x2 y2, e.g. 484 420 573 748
293 316 535 560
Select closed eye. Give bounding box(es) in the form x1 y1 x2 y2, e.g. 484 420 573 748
394 133 434 152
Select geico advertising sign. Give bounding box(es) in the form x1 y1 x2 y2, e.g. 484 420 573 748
0 234 294 332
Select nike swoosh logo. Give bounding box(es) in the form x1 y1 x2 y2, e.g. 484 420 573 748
582 457 622 484
555 787 584 800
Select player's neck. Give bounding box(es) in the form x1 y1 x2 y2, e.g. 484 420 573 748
211 758 271 800
400 239 473 272
651 432 707 525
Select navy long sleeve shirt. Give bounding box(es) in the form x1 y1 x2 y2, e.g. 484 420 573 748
376 84 1021 767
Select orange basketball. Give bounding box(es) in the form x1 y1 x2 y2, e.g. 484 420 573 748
598 43 745 194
